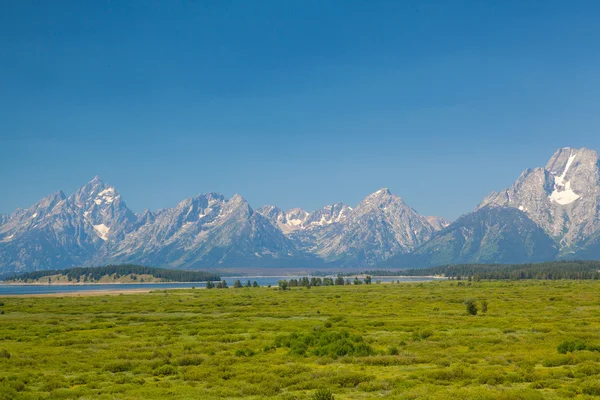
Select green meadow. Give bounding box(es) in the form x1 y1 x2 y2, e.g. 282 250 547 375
2 281 600 399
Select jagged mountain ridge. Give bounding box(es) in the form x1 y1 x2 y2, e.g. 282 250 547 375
258 189 447 266
0 179 444 273
0 177 137 273
2 146 600 274
108 193 311 268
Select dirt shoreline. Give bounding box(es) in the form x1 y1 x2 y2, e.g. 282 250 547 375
0 287 207 298
0 281 206 286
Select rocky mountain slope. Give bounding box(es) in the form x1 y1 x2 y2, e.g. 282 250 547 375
108 193 311 268
383 206 559 268
480 147 600 256
0 177 137 274
383 147 600 268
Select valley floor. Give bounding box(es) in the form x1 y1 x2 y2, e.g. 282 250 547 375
1 281 600 399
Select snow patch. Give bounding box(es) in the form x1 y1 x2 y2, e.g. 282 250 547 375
98 188 115 196
93 224 110 240
94 187 116 205
287 219 303 226
549 152 581 205
31 213 38 218
318 216 333 225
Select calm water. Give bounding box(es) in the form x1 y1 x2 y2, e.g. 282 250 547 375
0 276 437 295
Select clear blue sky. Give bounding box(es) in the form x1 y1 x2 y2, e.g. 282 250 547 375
2 1 600 220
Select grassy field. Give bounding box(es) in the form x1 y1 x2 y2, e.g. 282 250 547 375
1 281 600 399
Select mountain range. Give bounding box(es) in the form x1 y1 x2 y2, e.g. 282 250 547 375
1 147 599 275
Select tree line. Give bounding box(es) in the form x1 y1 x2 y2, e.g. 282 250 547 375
277 275 372 290
10 264 220 283
361 260 600 280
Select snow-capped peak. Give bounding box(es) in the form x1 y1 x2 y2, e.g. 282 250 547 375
372 188 391 197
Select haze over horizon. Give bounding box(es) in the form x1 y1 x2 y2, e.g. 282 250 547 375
3 1 600 220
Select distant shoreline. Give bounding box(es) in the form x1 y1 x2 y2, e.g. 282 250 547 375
1 275 443 285
0 288 180 297
0 281 208 286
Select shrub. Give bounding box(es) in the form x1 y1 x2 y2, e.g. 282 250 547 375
235 349 255 357
154 365 177 376
0 349 10 359
557 340 596 354
583 382 600 396
175 355 204 366
104 361 134 373
275 330 374 358
481 300 488 313
312 388 334 400
41 377 68 392
465 299 478 315
412 330 433 341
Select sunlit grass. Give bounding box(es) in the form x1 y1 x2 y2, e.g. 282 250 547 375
1 280 600 399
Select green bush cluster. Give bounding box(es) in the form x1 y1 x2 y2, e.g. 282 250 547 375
275 330 374 358
557 340 600 354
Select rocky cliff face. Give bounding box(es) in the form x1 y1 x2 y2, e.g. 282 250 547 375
480 147 600 255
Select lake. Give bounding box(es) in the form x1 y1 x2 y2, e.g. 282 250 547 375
0 276 438 295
